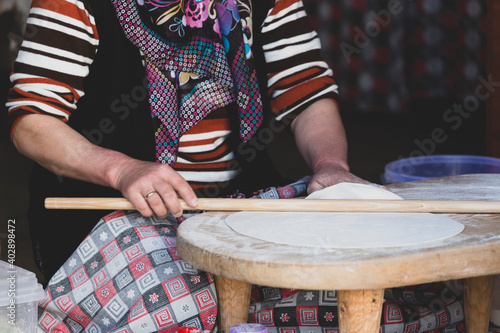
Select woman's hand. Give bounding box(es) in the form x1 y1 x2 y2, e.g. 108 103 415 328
307 161 370 194
114 160 198 218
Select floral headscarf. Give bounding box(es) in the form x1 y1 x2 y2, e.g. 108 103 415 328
111 0 263 165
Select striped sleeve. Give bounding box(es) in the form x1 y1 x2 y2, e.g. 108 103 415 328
6 0 98 138
261 0 339 120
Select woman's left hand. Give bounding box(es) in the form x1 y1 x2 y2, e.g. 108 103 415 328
307 161 371 195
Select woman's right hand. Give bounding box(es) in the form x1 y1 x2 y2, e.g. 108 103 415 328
113 159 198 218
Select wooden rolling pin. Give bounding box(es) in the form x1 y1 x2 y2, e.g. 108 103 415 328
45 197 500 214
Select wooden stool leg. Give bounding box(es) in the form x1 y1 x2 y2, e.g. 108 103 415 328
337 289 385 333
464 275 495 333
214 276 252 333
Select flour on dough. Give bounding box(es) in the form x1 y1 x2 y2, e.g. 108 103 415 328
225 212 464 249
226 182 464 249
305 182 402 200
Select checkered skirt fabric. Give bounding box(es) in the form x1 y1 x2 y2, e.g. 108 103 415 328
38 211 217 333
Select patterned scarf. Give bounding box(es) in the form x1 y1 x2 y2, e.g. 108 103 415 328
111 0 263 165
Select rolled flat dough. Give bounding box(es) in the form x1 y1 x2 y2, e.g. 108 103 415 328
305 182 403 200
225 211 464 248
225 182 465 249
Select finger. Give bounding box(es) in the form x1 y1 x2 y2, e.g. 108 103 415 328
156 186 183 217
307 181 325 194
144 191 168 218
345 176 371 185
165 171 198 207
128 192 154 217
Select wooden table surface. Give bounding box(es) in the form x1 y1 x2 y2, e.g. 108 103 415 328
177 174 500 332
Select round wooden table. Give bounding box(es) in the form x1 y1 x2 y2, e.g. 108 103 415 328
177 174 500 333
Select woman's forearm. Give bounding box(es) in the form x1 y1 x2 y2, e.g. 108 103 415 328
11 114 197 217
291 98 349 173
12 114 128 188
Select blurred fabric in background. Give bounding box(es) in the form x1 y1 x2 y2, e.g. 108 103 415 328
303 0 487 115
